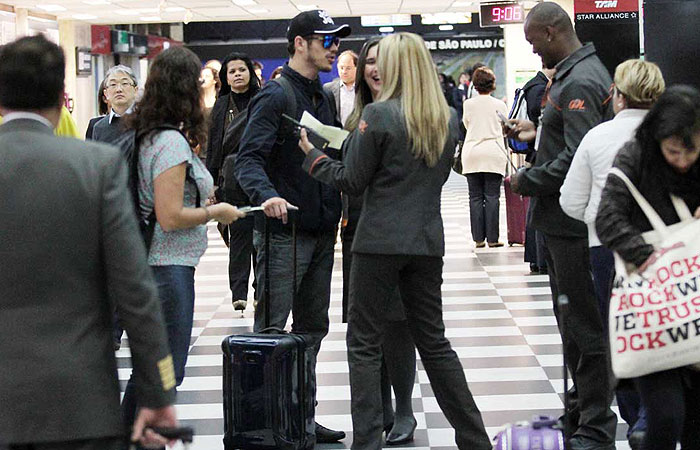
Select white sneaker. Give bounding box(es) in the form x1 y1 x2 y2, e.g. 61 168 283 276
232 299 247 311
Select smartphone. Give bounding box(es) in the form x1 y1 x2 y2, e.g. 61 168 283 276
238 206 265 214
238 205 299 213
282 114 330 150
497 111 515 130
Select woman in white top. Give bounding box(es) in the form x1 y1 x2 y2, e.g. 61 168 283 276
559 59 665 448
461 67 508 247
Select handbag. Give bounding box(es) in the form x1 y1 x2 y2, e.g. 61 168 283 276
608 167 700 378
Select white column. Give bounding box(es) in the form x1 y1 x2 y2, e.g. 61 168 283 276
15 8 28 37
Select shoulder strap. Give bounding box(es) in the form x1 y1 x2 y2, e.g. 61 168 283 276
272 75 297 119
608 167 669 236
671 195 693 221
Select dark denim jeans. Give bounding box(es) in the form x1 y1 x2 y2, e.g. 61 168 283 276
121 265 195 432
252 229 335 389
590 245 647 436
636 369 700 450
465 172 503 243
347 253 490 450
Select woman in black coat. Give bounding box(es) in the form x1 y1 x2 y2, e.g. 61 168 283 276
205 52 260 312
596 85 700 450
299 32 490 450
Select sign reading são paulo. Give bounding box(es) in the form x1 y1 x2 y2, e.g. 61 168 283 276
424 38 505 51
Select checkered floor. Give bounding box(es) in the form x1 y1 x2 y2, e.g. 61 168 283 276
118 171 633 449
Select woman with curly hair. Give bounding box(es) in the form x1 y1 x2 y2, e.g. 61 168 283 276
120 46 244 437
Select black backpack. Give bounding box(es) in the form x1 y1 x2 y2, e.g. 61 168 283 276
115 124 201 249
219 76 298 206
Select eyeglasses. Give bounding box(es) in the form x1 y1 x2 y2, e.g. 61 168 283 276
106 80 135 90
305 34 341 49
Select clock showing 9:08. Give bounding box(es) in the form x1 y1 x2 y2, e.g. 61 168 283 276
479 2 525 27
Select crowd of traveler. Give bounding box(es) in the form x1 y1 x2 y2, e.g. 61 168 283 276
3 2 700 450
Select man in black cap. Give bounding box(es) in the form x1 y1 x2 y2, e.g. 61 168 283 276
234 9 350 444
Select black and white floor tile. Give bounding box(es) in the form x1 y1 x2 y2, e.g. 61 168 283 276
118 172 633 449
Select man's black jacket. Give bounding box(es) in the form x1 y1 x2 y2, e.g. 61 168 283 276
235 64 341 234
518 44 613 238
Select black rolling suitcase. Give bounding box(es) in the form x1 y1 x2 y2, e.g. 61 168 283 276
222 210 315 450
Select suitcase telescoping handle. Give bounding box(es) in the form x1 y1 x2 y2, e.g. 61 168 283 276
260 205 299 330
557 294 570 446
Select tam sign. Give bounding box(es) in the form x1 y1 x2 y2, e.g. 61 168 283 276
574 0 639 22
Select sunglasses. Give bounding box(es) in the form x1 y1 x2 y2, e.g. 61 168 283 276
306 34 341 49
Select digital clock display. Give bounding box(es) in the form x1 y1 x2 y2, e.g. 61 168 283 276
479 2 525 27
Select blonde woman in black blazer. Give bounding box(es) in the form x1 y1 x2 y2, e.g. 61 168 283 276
299 32 490 450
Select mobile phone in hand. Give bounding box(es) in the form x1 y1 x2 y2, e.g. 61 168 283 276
497 111 515 130
282 114 330 150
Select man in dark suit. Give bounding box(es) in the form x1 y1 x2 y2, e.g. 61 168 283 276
91 64 138 144
323 49 357 127
0 35 177 450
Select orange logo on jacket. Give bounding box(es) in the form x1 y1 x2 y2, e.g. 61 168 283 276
358 119 369 134
568 99 586 111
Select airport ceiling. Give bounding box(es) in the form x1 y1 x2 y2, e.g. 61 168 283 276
1 0 528 24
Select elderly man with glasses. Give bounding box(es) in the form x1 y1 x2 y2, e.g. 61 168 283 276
88 64 139 353
90 65 138 145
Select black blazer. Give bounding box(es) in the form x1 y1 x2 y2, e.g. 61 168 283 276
303 98 459 257
85 115 104 140
205 94 232 181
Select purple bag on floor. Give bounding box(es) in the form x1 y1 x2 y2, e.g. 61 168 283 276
493 415 564 450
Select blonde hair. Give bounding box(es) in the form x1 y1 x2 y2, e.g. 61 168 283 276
376 33 450 168
614 59 665 109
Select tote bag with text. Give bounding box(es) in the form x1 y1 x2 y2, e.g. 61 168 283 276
608 168 700 378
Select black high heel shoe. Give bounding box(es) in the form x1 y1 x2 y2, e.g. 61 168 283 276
386 416 417 446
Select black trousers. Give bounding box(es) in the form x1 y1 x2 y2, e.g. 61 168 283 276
465 172 503 243
543 234 617 444
227 215 256 300
636 368 700 450
8 437 125 450
524 200 548 268
347 252 490 450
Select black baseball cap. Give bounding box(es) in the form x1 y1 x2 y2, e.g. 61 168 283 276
286 10 351 41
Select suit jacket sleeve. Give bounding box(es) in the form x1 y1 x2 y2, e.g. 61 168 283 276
302 104 385 196
101 151 176 408
519 80 608 196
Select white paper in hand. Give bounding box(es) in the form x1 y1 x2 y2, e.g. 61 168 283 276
299 111 349 150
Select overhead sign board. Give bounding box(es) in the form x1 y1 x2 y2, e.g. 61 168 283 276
574 0 639 22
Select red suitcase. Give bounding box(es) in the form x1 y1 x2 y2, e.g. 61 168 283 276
504 175 529 246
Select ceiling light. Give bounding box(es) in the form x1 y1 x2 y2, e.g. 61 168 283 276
378 26 394 33
139 8 159 13
247 7 269 13
115 10 139 15
82 0 110 5
73 13 98 20
36 4 67 12
140 16 162 21
439 24 454 31
165 6 185 12
29 16 55 22
296 4 318 11
232 0 257 5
